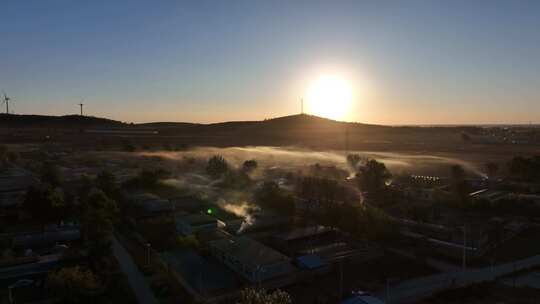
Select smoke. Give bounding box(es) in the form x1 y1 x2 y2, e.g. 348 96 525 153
216 199 260 234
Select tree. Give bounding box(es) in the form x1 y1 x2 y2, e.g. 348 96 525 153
237 288 292 304
242 159 258 173
298 177 340 202
356 159 391 194
485 162 499 179
206 155 228 179
82 189 118 259
23 183 66 228
95 170 119 197
124 169 167 190
48 266 101 301
255 181 295 215
221 169 252 189
40 162 63 187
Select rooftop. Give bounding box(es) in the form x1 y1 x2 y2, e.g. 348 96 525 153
175 213 217 226
209 236 290 269
275 225 334 242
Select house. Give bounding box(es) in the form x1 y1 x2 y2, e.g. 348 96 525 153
208 236 294 283
175 213 218 236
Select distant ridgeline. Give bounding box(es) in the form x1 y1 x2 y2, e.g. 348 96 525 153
0 113 511 150
0 114 123 128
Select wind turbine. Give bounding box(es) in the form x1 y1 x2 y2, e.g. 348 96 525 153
2 91 11 114
77 99 84 116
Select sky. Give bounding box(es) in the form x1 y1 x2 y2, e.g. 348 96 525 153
1 0 540 125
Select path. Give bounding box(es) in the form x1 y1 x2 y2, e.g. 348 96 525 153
112 236 159 304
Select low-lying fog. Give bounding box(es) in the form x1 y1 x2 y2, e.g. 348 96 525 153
82 146 488 232
138 146 486 178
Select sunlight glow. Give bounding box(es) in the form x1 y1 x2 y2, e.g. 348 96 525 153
306 75 353 120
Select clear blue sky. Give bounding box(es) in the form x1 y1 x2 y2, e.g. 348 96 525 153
1 0 539 124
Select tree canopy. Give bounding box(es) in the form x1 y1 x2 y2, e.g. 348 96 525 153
242 159 258 173
206 155 229 179
23 183 66 227
356 159 391 194
255 181 295 215
82 189 118 259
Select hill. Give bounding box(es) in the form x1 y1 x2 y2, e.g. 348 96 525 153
0 113 485 151
0 113 123 128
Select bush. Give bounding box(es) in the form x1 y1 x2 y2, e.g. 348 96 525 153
238 288 292 304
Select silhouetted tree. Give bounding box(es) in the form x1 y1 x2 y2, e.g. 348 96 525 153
242 159 258 173
298 176 340 203
82 189 118 259
23 183 65 228
95 170 119 197
40 162 63 187
206 155 228 179
221 169 252 189
124 169 168 190
255 181 295 215
356 159 391 193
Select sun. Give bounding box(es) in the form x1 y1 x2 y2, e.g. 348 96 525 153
305 75 353 120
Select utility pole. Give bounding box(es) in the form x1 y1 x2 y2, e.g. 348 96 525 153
345 124 350 153
462 225 467 270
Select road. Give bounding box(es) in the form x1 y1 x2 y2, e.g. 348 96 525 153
379 254 540 304
112 236 159 304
